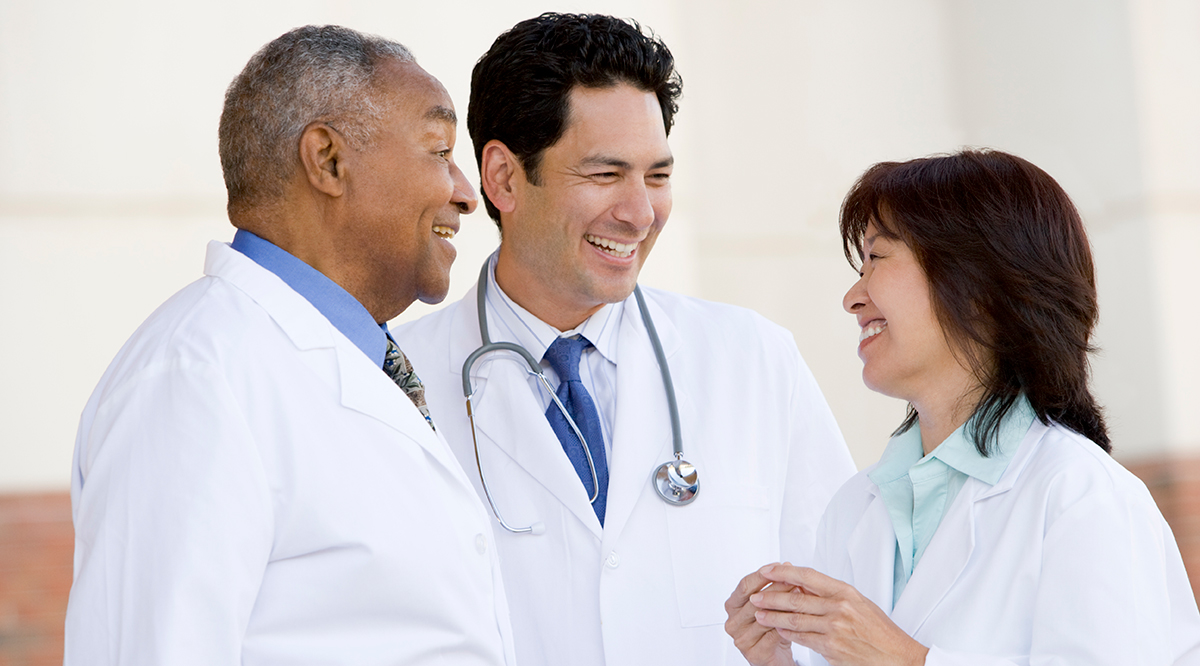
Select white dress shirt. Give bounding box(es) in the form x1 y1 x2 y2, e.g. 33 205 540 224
483 253 622 458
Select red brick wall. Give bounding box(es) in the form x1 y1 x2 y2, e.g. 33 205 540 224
0 493 72 666
1 458 1198 663
1126 455 1200 605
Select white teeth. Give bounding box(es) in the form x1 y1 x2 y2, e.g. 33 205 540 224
585 234 635 258
433 226 456 239
859 322 887 342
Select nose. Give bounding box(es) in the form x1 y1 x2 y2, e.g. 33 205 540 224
450 161 478 215
843 273 868 314
613 179 658 230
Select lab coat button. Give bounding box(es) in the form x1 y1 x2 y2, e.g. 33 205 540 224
475 534 487 554
605 551 620 568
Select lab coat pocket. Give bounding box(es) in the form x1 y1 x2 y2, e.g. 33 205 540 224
665 484 772 627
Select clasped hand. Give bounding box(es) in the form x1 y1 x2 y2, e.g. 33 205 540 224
724 563 929 666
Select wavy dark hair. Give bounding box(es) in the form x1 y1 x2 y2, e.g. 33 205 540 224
840 149 1110 455
467 12 682 227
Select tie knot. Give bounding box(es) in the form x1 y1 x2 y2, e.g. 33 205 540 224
543 336 590 383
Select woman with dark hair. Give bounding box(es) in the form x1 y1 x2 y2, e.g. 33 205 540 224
725 149 1200 665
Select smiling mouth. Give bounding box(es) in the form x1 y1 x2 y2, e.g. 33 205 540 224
859 321 887 342
433 226 456 240
585 234 636 258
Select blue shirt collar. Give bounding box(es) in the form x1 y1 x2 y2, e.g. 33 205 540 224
870 395 1037 487
230 229 388 367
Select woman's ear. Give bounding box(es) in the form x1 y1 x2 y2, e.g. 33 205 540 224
479 139 522 214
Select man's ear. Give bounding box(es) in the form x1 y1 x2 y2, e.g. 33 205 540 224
298 123 346 197
479 139 522 214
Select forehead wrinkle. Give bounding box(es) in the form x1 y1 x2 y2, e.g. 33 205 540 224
425 105 457 125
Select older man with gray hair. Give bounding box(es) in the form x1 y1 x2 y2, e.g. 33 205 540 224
64 25 515 665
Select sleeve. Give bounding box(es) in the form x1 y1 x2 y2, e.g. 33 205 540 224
64 359 274 666
778 340 858 567
924 485 1198 666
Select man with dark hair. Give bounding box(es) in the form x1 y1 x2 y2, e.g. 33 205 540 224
64 25 514 665
395 13 855 666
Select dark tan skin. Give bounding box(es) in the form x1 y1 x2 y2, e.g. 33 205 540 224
233 59 477 324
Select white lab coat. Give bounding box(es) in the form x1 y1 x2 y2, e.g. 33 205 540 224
395 280 856 666
66 241 516 666
800 419 1200 666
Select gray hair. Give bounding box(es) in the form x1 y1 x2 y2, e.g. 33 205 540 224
219 25 414 214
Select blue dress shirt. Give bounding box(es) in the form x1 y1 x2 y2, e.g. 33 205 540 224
230 229 389 368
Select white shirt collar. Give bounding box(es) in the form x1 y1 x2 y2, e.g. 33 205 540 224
484 252 623 365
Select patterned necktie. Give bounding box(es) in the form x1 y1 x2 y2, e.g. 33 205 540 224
543 336 609 525
384 336 435 431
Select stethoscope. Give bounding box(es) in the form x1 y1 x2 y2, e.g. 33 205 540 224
461 259 699 535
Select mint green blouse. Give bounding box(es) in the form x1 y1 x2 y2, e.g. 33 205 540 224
867 397 1036 607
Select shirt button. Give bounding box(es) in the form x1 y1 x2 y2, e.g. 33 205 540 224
605 551 620 568
475 534 487 554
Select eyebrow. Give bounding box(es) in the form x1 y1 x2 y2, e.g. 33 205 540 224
426 105 457 124
580 155 674 170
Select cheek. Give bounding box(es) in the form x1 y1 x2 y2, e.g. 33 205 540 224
652 186 672 218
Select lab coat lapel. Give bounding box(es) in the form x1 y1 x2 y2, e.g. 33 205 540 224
888 420 1047 634
845 486 898 613
889 480 979 634
602 291 681 542
335 342 463 473
457 281 605 539
207 241 460 473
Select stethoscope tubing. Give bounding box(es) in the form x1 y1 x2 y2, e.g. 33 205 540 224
461 258 693 534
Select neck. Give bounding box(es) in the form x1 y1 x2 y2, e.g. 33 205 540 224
234 206 401 325
493 251 602 331
911 379 985 456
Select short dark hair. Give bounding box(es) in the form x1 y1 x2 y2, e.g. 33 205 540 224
219 25 414 217
839 149 1111 455
467 12 683 225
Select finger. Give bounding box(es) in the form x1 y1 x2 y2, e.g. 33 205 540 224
724 565 779 612
726 598 789 661
760 565 846 598
754 608 825 634
726 578 774 636
727 612 778 652
778 628 825 650
750 588 830 615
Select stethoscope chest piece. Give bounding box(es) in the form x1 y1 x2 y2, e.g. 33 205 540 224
653 458 699 505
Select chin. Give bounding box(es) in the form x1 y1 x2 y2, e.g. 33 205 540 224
587 273 640 305
860 368 894 398
417 287 450 305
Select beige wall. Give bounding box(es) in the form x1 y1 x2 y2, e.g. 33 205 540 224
1 0 1196 489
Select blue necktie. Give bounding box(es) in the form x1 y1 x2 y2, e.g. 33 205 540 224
543 336 609 525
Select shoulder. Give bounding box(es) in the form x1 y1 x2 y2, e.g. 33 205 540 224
88 264 317 416
112 277 262 370
1014 423 1159 525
